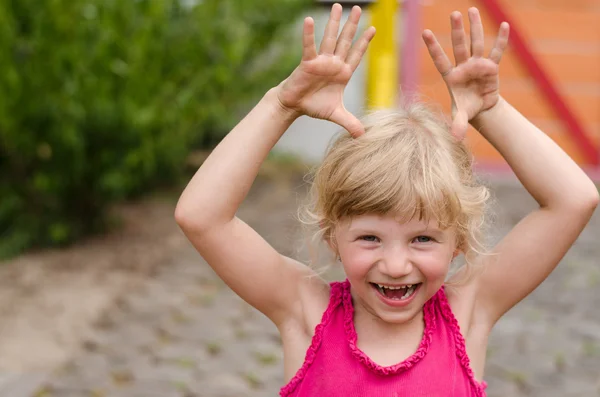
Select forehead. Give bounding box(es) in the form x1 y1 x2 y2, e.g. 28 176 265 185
340 213 446 233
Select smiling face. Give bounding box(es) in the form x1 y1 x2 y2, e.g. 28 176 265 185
334 213 457 325
307 107 489 324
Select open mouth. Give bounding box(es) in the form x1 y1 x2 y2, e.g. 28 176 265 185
370 282 421 301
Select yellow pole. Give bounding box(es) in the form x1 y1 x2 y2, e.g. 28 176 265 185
366 0 398 109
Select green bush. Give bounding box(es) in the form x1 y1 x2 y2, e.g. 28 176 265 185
0 0 311 258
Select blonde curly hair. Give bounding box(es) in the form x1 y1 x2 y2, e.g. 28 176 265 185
300 101 490 277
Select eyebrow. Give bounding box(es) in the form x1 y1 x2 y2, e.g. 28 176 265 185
413 226 445 234
347 227 380 235
347 225 445 235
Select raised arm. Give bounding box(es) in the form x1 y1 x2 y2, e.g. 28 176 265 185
423 8 599 326
175 4 375 326
471 97 598 325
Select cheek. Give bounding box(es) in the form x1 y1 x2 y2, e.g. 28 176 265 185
414 250 451 280
340 245 376 278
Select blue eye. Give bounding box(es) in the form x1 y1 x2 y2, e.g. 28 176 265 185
414 236 432 243
360 235 380 242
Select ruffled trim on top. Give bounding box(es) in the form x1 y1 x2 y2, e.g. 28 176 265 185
436 286 487 396
279 281 345 397
342 279 438 375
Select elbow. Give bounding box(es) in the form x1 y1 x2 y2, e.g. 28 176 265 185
174 203 188 228
546 183 599 219
174 199 229 235
565 184 599 216
580 189 599 223
580 180 600 212
174 203 192 230
174 201 209 235
585 186 600 211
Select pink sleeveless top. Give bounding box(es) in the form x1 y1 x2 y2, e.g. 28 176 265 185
280 280 487 397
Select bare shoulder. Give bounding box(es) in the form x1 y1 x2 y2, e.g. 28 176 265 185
288 271 331 335
445 268 493 379
446 267 494 336
444 276 479 335
278 272 331 381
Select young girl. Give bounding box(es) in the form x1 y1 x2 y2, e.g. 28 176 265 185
175 4 599 396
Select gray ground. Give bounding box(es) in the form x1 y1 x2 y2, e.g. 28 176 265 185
0 172 599 397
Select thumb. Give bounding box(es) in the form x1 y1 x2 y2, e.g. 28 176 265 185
330 107 365 138
450 110 468 141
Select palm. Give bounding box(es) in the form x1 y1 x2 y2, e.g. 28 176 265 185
446 58 500 122
277 4 375 137
423 8 510 140
280 57 351 120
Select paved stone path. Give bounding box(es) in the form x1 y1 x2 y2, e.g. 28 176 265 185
2 176 599 397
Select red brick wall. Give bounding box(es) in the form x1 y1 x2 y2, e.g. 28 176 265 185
417 0 600 166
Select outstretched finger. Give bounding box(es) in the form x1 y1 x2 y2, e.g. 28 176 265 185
489 22 510 64
302 17 317 61
422 29 453 77
330 106 365 138
468 7 485 57
320 3 343 55
451 12 470 65
335 6 361 60
346 26 376 72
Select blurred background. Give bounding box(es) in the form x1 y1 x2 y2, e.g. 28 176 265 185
0 0 598 396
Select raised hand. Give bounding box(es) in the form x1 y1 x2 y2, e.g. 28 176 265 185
422 8 510 140
277 4 376 138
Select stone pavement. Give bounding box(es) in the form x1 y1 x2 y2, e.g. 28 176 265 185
0 373 49 397
2 177 599 397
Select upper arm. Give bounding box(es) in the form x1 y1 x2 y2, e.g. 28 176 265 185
467 197 598 327
179 216 325 326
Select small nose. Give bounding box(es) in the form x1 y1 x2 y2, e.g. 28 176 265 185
379 246 413 279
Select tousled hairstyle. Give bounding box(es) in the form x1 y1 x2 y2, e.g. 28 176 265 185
299 101 490 277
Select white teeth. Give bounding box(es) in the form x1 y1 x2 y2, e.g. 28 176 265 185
376 284 413 290
374 283 418 300
401 285 416 299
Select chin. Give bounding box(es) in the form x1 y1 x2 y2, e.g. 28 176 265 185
375 306 424 325
376 294 427 322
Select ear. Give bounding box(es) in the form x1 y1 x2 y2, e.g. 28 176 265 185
325 233 338 254
322 226 338 256
452 248 460 259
